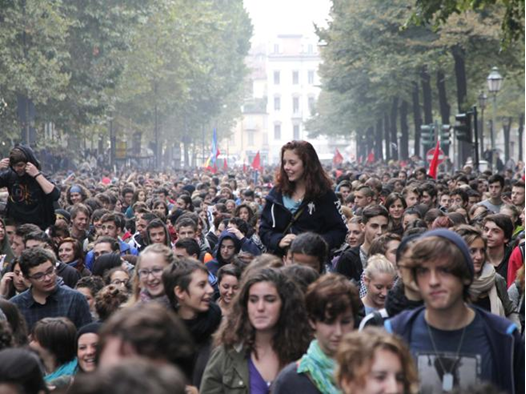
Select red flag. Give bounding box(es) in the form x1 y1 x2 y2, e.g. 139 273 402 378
333 148 344 166
243 162 247 173
367 150 375 164
251 151 261 171
428 140 440 179
223 158 228 170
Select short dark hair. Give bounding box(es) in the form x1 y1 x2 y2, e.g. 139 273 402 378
175 217 197 231
368 233 402 256
451 188 469 204
162 258 209 309
174 238 200 258
403 207 422 218
122 186 135 197
289 232 328 273
100 213 125 231
483 214 514 242
91 208 110 223
228 217 249 236
488 174 505 188
305 274 361 326
19 247 56 277
420 182 437 198
15 223 41 239
93 236 120 252
31 317 77 366
24 231 53 249
362 204 389 224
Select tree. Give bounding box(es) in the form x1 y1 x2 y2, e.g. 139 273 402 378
410 0 524 45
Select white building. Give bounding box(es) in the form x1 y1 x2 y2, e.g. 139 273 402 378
226 34 350 167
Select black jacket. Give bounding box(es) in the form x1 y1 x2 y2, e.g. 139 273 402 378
335 245 363 282
259 187 347 255
0 145 59 230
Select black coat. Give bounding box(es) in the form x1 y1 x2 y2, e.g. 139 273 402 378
259 187 347 255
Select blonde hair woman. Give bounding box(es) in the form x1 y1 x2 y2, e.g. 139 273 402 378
361 254 397 315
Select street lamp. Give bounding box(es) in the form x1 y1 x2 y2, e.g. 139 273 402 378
477 91 487 159
487 67 503 170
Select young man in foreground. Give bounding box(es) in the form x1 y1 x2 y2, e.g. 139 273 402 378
386 229 523 394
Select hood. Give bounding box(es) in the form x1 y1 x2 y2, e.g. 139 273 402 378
216 230 242 265
12 145 41 170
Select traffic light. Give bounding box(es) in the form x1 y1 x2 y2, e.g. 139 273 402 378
440 124 451 145
420 124 435 146
455 113 472 142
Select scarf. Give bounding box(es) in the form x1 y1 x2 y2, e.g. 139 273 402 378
44 358 78 382
469 263 505 317
297 340 341 394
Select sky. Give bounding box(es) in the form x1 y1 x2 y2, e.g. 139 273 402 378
243 0 332 43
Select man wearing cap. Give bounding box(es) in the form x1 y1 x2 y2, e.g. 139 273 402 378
0 145 60 230
385 229 524 394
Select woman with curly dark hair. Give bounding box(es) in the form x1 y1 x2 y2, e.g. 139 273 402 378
259 141 347 256
201 267 312 393
58 237 91 277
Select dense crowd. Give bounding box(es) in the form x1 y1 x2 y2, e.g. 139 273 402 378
0 141 524 394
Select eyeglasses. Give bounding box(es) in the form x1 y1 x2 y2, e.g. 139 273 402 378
137 267 164 279
28 266 56 281
111 279 129 286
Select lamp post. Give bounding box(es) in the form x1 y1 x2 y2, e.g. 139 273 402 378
487 67 503 170
477 91 487 160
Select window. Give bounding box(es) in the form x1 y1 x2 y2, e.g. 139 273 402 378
292 71 299 85
293 125 300 140
308 96 315 112
274 71 280 85
274 96 281 111
293 97 300 113
273 44 279 54
308 70 315 84
247 130 255 146
308 44 314 53
274 124 281 140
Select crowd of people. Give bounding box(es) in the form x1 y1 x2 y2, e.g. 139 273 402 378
0 141 524 394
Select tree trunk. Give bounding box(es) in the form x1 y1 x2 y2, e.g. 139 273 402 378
355 131 361 161
375 118 383 161
384 112 391 161
390 97 399 161
519 113 524 162
366 126 374 158
437 70 451 156
421 66 433 124
503 117 512 163
412 82 422 157
400 100 409 160
452 45 470 166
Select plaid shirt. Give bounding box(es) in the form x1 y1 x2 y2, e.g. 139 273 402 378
10 284 92 331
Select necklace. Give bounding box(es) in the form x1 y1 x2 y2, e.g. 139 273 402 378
426 321 467 392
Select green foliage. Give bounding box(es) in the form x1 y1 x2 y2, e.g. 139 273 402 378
0 0 252 156
310 0 524 147
410 0 525 45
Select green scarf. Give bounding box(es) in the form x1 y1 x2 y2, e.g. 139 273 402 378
297 340 341 394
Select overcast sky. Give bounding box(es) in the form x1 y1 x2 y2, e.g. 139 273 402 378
243 0 331 43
